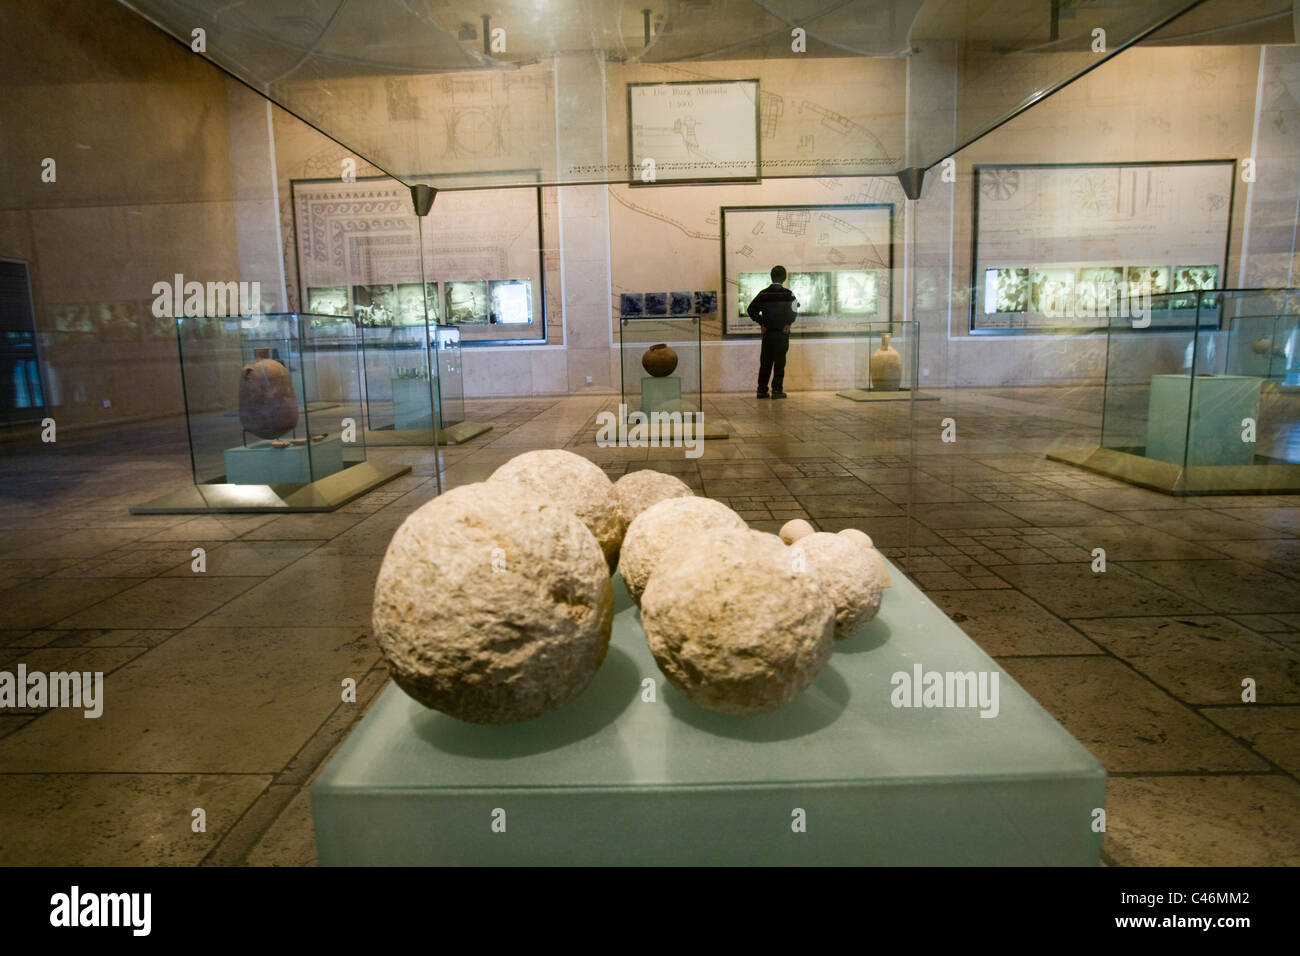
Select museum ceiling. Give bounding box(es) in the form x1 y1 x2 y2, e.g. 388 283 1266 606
111 0 1293 71
108 0 1290 183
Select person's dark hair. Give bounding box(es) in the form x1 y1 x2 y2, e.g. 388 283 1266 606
770 265 787 283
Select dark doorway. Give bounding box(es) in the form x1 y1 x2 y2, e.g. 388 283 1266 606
0 258 47 425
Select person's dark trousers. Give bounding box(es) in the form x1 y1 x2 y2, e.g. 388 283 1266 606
757 330 790 394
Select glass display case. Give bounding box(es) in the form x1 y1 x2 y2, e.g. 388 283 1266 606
837 321 934 403
618 316 714 435
1050 290 1300 494
358 320 471 443
1223 289 1300 387
131 312 410 513
360 321 433 436
434 325 465 429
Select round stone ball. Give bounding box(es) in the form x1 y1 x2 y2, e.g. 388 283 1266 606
489 449 626 570
613 469 694 526
791 532 886 640
641 527 835 714
372 482 614 724
619 496 747 602
779 518 815 545
837 528 873 549
837 527 892 587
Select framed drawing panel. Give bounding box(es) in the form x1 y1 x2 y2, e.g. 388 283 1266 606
971 161 1235 333
721 204 894 337
628 80 761 186
292 173 549 345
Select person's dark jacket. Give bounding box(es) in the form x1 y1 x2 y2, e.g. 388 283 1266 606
747 284 799 334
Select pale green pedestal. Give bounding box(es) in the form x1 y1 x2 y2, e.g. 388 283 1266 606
640 376 682 415
312 567 1105 866
391 377 434 431
1145 374 1262 466
223 435 344 484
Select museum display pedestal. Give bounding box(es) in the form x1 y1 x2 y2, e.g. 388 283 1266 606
223 435 344 485
641 375 681 415
391 378 434 431
313 565 1105 866
836 388 939 403
1145 374 1262 466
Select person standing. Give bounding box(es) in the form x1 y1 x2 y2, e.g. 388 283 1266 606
747 265 798 398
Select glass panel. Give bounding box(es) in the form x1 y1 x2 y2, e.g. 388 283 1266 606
435 325 464 429
114 0 1205 186
906 1 1205 170
301 312 368 469
1215 290 1300 467
359 322 437 437
1099 298 1224 462
1223 289 1300 386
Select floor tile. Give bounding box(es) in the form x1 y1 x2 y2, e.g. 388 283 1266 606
1205 537 1300 577
1072 616 1300 705
0 527 148 560
246 786 318 866
1062 485 1193 511
1200 706 1300 776
870 481 977 504
0 578 142 630
777 475 875 497
53 577 260 629
796 493 905 518
0 626 378 773
701 478 792 497
810 516 944 547
161 541 323 576
0 773 270 865
201 554 383 628
994 563 1210 619
240 513 366 541
1122 509 1280 541
1042 524 1226 561
994 499 1136 526
1123 559 1300 614
1104 775 1300 866
928 590 1101 656
909 502 1027 530
1212 507 1300 537
999 657 1266 772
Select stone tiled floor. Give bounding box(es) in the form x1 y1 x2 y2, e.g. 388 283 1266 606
0 387 1298 865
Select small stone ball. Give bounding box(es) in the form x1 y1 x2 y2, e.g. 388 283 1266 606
837 528 873 549
489 449 626 569
779 518 815 545
619 496 747 602
837 527 892 587
372 482 614 724
641 527 835 714
791 532 886 640
613 469 694 526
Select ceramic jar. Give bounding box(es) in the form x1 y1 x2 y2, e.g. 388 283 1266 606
641 343 679 377
869 333 902 391
238 346 299 439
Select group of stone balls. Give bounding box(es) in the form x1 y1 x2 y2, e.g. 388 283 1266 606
371 449 891 725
